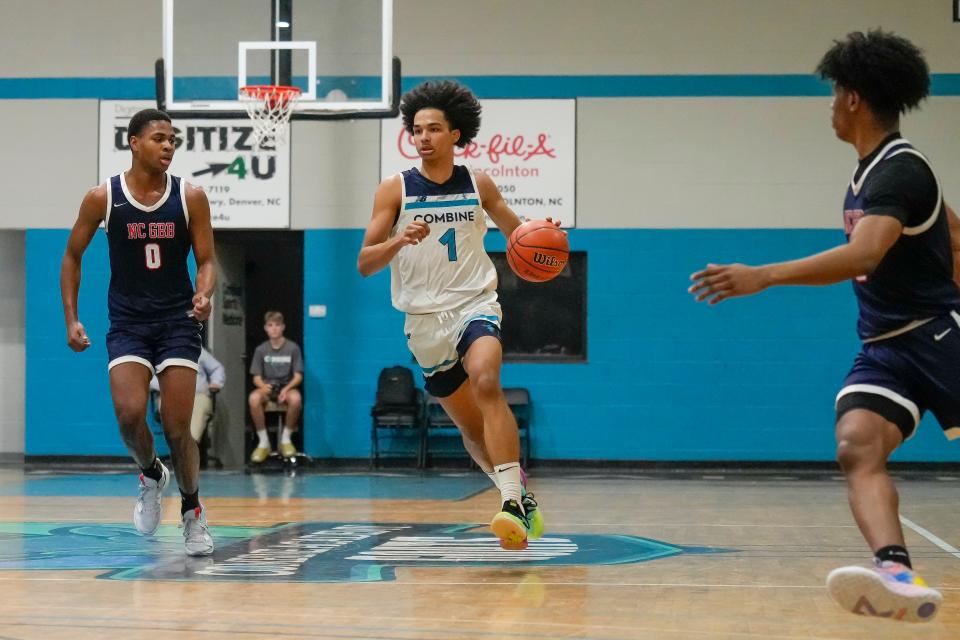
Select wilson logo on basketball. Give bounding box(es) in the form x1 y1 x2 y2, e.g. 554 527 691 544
533 253 564 268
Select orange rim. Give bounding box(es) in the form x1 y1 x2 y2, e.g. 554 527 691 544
239 85 302 99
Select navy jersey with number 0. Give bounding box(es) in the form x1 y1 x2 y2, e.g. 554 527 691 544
842 135 960 340
105 173 194 323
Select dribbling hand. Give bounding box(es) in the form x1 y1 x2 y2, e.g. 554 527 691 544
399 221 430 246
545 216 563 229
192 294 212 322
67 321 91 352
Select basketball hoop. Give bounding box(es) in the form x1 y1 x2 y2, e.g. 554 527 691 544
239 85 302 145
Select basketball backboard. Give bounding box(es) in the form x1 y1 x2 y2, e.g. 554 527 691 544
157 0 398 120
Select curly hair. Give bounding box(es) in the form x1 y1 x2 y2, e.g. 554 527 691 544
400 80 481 147
815 29 929 126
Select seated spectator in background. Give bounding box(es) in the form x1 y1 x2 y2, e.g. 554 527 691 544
150 346 225 443
248 311 304 462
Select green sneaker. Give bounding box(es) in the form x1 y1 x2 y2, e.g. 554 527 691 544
519 468 544 540
521 490 544 540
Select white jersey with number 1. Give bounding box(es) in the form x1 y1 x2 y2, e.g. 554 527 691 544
389 165 497 314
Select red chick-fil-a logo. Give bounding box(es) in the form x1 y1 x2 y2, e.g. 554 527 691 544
396 129 557 163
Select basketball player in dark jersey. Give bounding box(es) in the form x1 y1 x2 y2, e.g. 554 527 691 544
690 31 957 621
60 108 216 555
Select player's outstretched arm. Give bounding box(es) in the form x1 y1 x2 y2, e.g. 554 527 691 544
357 175 428 277
60 185 107 352
945 202 960 285
689 214 902 305
186 183 217 322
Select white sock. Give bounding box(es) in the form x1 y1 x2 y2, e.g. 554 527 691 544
486 471 501 489
281 427 294 445
256 429 270 449
493 462 523 510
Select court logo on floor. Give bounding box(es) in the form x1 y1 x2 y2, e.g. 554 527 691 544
0 521 726 582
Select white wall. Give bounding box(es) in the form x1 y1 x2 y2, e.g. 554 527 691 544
4 100 99 229
0 231 25 456
1 0 959 230
2 1 958 77
576 96 960 229
394 0 960 74
0 0 159 77
290 120 380 229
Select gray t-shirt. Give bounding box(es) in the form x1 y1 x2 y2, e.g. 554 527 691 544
250 339 303 386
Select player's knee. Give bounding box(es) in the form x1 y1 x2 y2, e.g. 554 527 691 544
470 370 501 400
114 404 146 429
248 390 264 407
287 390 302 408
835 439 863 471
164 427 192 451
835 420 881 471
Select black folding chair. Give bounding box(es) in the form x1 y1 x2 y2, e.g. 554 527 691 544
370 366 425 468
423 387 532 468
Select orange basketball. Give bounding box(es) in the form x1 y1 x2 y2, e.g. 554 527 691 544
507 219 569 282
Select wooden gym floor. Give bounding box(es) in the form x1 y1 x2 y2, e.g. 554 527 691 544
0 467 957 639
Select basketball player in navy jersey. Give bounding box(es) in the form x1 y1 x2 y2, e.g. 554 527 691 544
60 108 216 556
358 80 554 549
690 31 957 621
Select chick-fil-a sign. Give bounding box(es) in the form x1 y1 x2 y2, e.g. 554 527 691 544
381 99 576 227
395 131 557 164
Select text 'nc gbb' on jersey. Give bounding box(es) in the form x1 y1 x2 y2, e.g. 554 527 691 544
104 173 195 323
390 165 497 314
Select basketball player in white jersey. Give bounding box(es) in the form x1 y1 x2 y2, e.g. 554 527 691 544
358 80 553 549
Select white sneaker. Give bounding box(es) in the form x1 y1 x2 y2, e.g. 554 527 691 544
827 561 942 623
133 461 169 535
181 505 214 556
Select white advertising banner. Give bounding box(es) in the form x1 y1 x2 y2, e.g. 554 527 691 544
380 99 576 227
99 101 290 228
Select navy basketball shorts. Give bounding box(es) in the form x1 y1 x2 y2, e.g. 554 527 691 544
836 311 960 441
404 292 503 398
106 317 202 375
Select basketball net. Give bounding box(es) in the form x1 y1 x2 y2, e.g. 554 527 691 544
239 85 301 146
